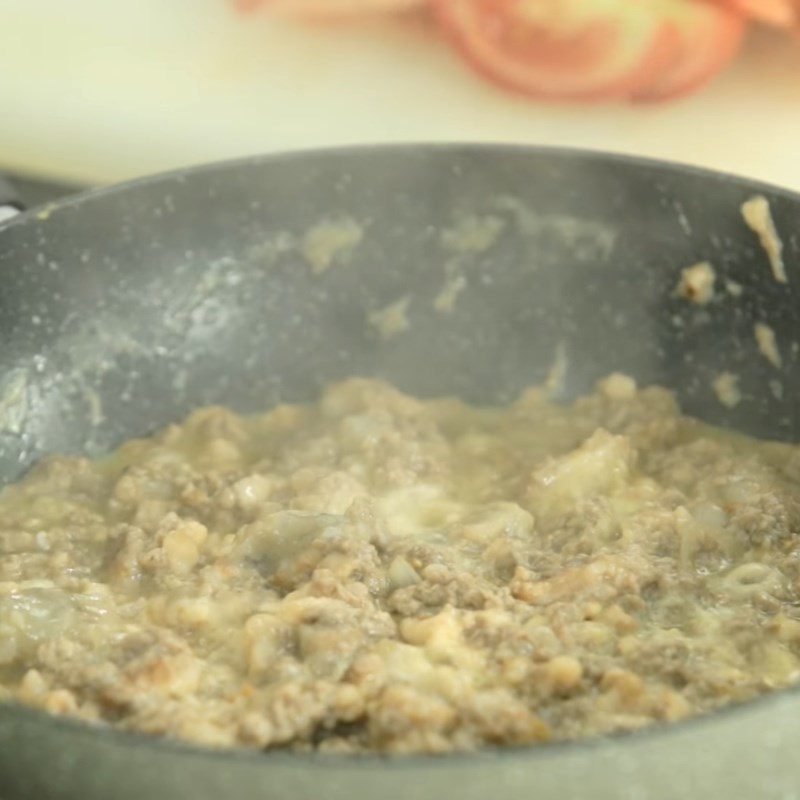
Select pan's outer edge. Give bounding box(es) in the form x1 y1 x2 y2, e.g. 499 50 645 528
3 141 800 228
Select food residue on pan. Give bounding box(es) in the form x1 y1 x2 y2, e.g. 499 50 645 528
490 197 616 263
544 342 569 398
0 369 30 435
726 280 743 298
301 217 363 274
754 322 783 369
35 203 58 222
712 371 742 409
741 196 787 285
769 380 784 402
676 261 716 305
434 273 467 314
368 296 411 339
440 214 504 254
83 389 104 428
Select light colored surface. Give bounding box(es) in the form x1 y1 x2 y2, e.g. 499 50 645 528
1 0 800 187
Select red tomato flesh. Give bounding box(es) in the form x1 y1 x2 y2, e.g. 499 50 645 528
435 0 681 101
632 2 746 101
715 0 797 27
435 0 747 102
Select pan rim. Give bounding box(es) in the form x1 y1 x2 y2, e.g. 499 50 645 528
2 141 800 231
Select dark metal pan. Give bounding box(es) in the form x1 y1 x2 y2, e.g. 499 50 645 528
0 145 799 800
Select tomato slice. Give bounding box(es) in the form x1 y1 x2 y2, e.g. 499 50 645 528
714 0 798 27
232 0 427 18
632 2 746 102
433 0 684 101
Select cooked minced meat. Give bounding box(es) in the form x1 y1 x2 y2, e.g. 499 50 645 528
2 374 800 754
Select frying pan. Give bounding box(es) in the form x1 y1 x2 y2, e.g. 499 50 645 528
0 145 799 800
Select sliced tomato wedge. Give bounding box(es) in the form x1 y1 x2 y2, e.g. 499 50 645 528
433 0 691 102
713 0 798 28
232 0 427 19
632 2 746 102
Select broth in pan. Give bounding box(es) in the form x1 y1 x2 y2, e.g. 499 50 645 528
2 375 800 753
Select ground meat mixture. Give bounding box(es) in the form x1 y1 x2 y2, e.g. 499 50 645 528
2 374 800 754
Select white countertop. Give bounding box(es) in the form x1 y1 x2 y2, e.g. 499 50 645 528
2 0 800 188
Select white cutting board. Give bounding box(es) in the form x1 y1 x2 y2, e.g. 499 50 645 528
2 0 800 188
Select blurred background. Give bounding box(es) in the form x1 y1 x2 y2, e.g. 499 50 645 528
1 0 800 200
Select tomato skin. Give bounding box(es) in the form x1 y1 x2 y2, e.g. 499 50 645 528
434 0 751 103
434 0 684 102
632 4 747 103
713 0 798 28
